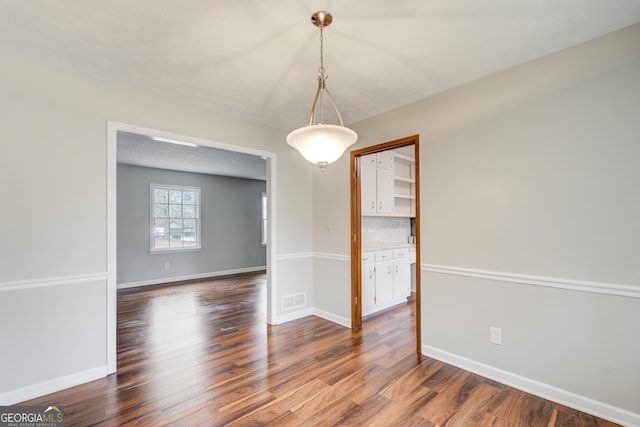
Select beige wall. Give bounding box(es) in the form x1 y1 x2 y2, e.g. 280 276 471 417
2 18 639 423
0 53 314 402
313 24 640 423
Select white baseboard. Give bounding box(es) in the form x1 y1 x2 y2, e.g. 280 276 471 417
422 345 639 427
273 307 314 324
0 365 108 406
313 308 351 328
117 266 266 289
272 307 351 329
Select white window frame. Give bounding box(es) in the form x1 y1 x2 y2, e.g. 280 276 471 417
150 183 201 253
261 191 268 246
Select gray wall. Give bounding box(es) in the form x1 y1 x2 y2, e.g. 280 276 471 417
117 164 266 285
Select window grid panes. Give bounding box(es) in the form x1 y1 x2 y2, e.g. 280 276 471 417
151 185 200 252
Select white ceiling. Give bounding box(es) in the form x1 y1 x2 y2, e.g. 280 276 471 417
1 1 638 178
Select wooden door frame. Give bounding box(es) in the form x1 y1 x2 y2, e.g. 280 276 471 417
350 135 421 354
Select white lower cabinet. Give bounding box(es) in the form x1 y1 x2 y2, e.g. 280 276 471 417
374 251 394 305
361 253 376 311
362 248 411 316
393 248 410 299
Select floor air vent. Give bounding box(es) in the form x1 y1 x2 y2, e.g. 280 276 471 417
282 292 306 311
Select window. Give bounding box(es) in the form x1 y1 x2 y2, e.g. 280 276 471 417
261 192 268 246
151 184 201 252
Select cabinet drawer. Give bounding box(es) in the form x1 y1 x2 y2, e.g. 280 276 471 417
375 250 393 261
361 253 375 264
393 248 409 259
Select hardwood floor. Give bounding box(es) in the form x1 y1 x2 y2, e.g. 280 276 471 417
22 273 618 426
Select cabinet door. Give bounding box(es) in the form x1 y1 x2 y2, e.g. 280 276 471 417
393 258 410 299
361 263 375 310
375 260 394 304
361 153 377 167
376 151 394 170
376 168 394 214
361 164 377 214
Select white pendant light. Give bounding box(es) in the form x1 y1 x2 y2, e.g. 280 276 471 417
287 11 358 171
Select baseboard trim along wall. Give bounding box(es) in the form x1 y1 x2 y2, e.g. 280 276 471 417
0 274 109 405
274 252 351 328
313 308 351 328
422 345 639 427
272 307 351 328
0 365 108 406
273 307 314 324
117 266 266 289
422 264 640 299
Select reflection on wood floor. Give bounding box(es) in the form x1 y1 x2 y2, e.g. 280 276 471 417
22 272 619 426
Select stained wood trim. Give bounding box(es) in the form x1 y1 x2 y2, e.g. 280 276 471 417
414 136 421 354
350 150 363 330
350 135 421 354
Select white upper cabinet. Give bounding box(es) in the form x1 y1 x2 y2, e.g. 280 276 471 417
361 162 377 214
361 153 394 215
361 151 415 217
375 150 394 170
376 168 394 214
361 153 377 168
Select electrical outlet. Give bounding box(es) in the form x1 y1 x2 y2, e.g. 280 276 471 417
489 326 502 345
164 262 170 270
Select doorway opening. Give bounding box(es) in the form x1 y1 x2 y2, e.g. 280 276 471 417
106 121 277 374
350 135 421 354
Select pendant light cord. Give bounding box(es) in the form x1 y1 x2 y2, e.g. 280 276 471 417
307 14 346 127
318 25 325 124
319 25 325 77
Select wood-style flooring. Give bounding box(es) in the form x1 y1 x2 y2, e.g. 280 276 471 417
22 273 619 426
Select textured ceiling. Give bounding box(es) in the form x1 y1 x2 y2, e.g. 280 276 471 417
1 1 639 178
1 0 639 133
117 131 267 181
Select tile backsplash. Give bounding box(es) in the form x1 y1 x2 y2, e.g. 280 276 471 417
362 216 411 244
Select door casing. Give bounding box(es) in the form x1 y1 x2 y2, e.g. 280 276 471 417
350 135 421 354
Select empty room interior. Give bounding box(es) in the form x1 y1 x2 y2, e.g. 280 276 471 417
0 2 639 426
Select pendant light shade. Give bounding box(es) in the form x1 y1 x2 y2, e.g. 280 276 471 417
287 124 357 171
287 11 358 171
